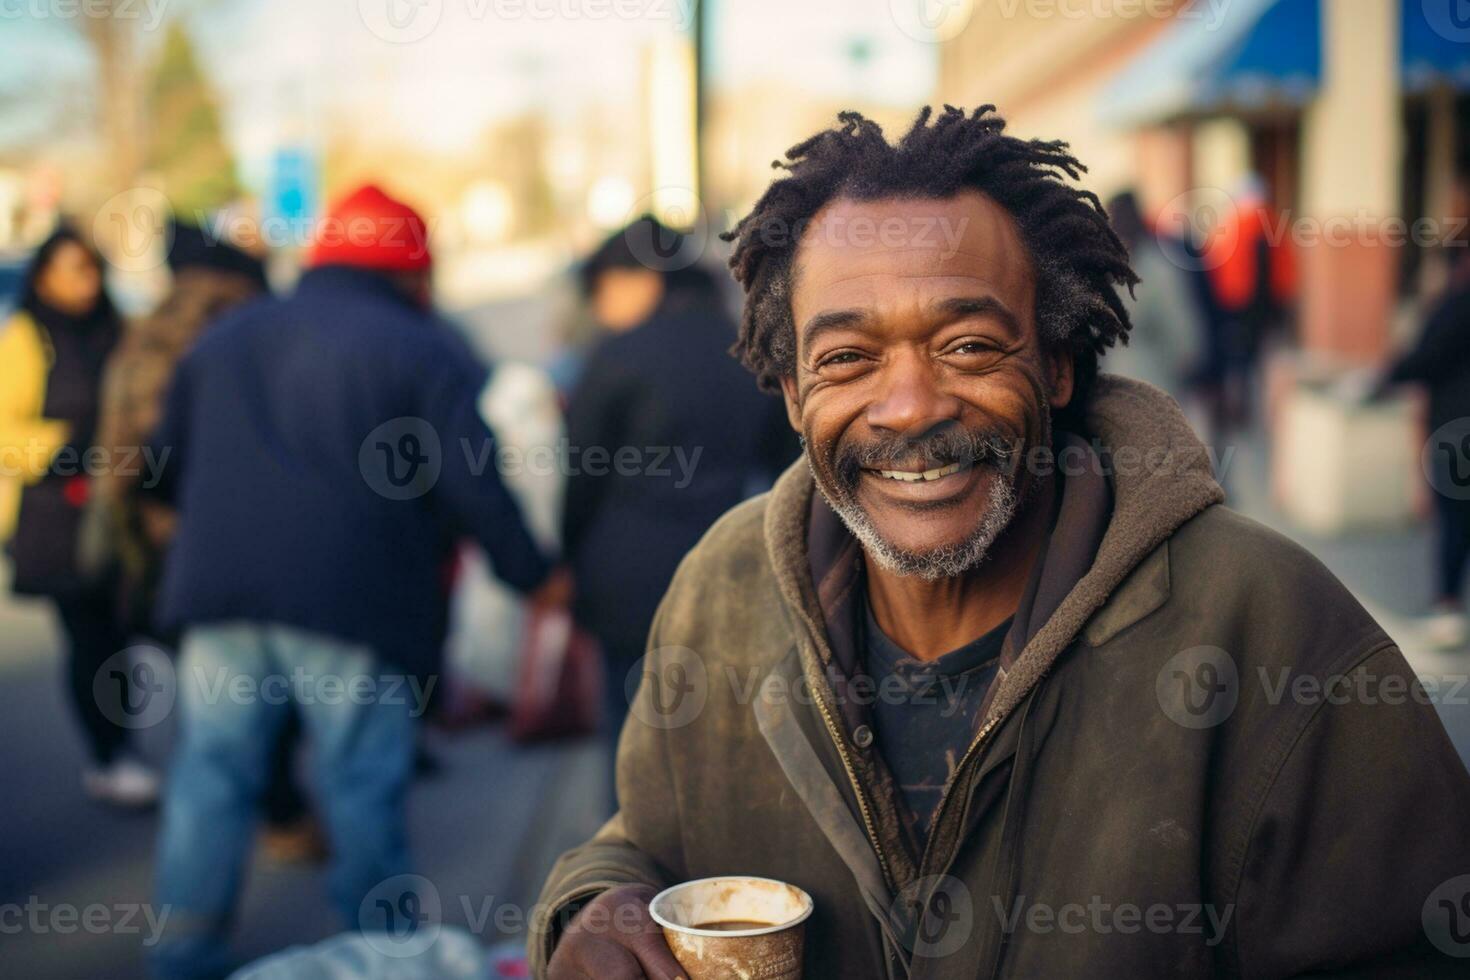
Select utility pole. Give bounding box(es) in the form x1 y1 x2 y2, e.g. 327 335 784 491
693 0 708 212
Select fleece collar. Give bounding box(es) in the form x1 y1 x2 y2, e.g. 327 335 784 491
762 375 1226 737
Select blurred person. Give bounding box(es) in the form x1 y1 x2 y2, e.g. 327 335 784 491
1199 175 1297 432
1103 191 1205 403
1376 240 1470 649
0 226 158 807
146 184 563 980
535 108 1470 979
562 217 795 768
87 218 268 634
86 216 327 863
545 271 604 398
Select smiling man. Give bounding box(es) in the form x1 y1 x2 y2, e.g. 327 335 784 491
533 107 1470 978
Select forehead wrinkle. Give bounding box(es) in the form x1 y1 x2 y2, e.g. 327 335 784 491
796 244 1035 294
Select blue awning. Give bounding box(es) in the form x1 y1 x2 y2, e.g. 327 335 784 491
1403 1 1470 92
1100 0 1320 126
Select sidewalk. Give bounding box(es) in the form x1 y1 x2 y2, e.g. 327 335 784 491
0 589 608 980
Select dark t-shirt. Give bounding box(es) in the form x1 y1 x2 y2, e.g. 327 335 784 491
862 597 1011 846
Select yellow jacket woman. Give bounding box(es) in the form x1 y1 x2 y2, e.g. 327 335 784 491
0 305 71 544
0 227 154 808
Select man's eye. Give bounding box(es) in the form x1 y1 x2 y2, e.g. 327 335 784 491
951 342 993 356
820 351 862 367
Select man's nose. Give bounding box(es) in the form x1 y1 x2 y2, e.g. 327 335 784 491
864 349 963 437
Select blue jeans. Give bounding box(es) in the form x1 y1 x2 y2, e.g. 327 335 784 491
151 623 418 980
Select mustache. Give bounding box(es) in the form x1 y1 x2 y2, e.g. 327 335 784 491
830 423 1018 492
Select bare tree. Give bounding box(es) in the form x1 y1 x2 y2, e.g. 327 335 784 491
76 0 149 195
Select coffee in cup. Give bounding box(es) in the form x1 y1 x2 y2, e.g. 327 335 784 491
649 875 813 980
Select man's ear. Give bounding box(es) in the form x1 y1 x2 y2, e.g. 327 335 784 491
779 375 803 434
1046 349 1075 410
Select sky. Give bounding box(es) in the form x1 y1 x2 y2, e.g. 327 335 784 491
0 0 938 190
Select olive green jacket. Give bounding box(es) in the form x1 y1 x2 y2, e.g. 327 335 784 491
531 376 1470 978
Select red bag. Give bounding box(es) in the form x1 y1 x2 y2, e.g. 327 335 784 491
508 608 603 743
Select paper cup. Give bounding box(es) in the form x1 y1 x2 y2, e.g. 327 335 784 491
649 876 813 980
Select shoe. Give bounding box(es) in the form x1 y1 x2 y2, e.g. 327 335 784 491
1426 610 1469 650
83 757 160 808
258 816 330 867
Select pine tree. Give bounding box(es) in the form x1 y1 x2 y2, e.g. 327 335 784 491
144 21 240 216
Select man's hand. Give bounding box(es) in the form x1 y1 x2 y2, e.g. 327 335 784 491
546 884 685 980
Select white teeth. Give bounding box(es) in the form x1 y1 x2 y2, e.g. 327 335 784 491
878 461 963 483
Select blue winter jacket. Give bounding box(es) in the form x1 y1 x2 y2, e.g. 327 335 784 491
149 264 550 674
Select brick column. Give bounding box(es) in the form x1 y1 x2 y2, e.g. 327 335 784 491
1297 0 1402 363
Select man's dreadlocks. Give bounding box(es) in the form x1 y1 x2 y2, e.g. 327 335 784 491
722 105 1138 425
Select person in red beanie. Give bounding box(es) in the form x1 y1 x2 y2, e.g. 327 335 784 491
307 183 435 303
147 183 565 980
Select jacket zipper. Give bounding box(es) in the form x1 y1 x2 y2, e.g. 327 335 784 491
806 651 896 890
918 712 1004 878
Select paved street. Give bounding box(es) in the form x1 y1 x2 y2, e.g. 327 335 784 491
0 580 608 979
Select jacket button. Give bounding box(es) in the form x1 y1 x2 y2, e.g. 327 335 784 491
853 725 874 749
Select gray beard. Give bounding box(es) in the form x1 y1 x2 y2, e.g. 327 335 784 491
810 461 1020 582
